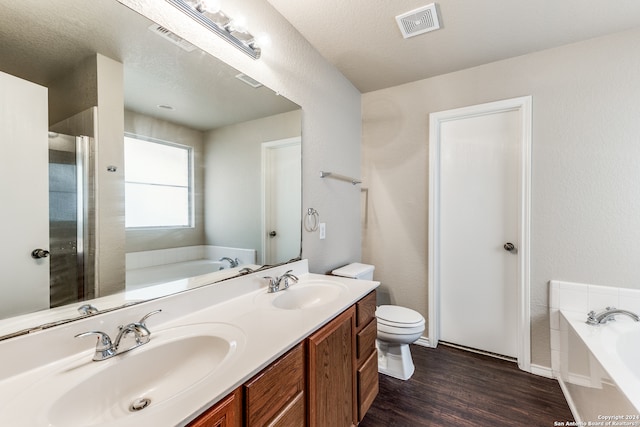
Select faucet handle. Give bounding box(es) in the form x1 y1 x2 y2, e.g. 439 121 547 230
75 331 116 361
139 309 162 328
129 310 162 345
263 276 278 292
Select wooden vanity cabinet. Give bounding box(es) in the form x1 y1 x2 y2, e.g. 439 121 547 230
306 290 378 426
188 387 242 427
244 343 305 427
355 290 378 422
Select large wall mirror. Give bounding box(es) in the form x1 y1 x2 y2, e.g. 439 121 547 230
0 0 302 339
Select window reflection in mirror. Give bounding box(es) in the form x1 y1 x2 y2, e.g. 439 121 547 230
125 135 193 228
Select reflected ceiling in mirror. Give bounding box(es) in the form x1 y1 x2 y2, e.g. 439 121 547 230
0 0 302 339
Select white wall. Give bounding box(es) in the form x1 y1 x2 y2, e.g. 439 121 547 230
95 54 126 297
203 110 301 262
362 27 640 368
119 0 362 274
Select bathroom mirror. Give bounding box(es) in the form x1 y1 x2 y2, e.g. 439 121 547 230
0 0 301 339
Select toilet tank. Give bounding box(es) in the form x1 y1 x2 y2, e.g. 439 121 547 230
331 263 375 280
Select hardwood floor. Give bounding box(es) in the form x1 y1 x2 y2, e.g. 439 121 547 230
360 344 574 427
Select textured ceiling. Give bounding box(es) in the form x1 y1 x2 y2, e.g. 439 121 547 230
0 0 299 131
267 0 640 93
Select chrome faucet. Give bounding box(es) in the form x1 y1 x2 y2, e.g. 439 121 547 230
77 304 99 316
75 309 162 361
586 307 640 325
219 257 239 268
264 270 299 293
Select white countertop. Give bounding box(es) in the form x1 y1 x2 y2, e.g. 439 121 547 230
0 260 379 426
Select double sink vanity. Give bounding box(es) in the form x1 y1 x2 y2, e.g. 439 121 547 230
0 260 379 426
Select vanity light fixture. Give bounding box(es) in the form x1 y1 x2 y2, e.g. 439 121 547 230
165 0 261 59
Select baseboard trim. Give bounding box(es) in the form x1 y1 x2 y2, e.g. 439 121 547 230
414 336 433 348
530 364 554 379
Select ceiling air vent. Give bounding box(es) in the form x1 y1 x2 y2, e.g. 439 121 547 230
148 23 197 52
396 3 441 39
235 73 263 88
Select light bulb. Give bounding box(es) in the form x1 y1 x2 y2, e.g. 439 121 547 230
255 32 271 48
199 0 220 13
229 15 247 33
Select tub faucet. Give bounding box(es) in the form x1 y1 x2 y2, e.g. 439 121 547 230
75 309 162 361
586 307 640 325
264 270 299 293
219 257 239 268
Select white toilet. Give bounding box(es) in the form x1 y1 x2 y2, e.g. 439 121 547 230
331 263 426 381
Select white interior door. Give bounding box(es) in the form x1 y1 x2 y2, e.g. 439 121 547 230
262 137 301 265
439 109 520 357
0 71 50 318
429 97 532 367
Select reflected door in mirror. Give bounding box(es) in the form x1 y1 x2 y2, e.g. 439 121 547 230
263 137 302 265
0 71 49 319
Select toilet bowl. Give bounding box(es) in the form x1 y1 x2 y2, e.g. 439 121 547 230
331 263 426 381
375 305 425 380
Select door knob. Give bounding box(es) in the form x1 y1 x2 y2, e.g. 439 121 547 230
31 248 50 259
503 242 517 253
269 231 277 237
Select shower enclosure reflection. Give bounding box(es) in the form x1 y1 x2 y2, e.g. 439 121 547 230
48 133 95 307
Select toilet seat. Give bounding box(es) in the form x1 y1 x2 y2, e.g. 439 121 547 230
377 322 424 335
376 305 425 328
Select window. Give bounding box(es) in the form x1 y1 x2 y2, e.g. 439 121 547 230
124 135 193 228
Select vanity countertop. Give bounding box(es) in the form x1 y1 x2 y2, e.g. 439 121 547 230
0 260 379 426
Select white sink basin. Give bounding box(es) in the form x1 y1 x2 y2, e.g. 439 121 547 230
262 280 348 310
2 323 245 426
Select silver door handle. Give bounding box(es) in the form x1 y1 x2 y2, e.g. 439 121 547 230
31 248 50 259
503 242 517 253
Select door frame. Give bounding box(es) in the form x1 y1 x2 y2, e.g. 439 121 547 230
261 136 302 264
427 96 532 372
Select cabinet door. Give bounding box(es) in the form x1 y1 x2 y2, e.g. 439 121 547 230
188 387 241 427
308 306 356 427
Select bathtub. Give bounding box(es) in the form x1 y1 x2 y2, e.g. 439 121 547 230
126 259 227 290
559 310 640 423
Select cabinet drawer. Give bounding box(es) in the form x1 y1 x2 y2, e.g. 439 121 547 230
356 319 377 362
357 349 379 422
356 290 377 329
244 343 305 426
266 391 305 427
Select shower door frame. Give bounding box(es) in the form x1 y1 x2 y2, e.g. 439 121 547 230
48 134 95 306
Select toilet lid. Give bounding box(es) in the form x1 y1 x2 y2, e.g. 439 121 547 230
376 305 425 326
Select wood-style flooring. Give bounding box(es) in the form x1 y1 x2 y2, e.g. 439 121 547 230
360 344 574 427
